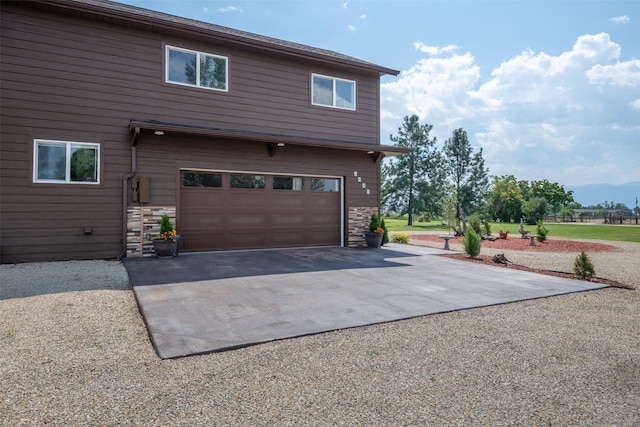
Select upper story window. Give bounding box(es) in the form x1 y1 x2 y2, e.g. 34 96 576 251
166 46 228 91
33 140 100 184
311 74 356 110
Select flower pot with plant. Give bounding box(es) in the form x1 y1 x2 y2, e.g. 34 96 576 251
364 213 384 248
152 214 180 257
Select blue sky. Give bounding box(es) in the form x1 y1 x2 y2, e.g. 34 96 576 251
118 0 639 190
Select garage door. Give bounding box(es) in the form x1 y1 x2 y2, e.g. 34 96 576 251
179 171 342 252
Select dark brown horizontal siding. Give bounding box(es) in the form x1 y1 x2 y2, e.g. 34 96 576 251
2 5 382 144
1 3 384 262
132 134 380 210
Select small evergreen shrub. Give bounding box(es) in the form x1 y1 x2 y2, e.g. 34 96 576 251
536 220 549 242
381 218 389 245
483 220 492 236
368 213 380 232
159 214 174 234
463 227 481 258
468 214 482 235
391 232 410 244
574 251 595 280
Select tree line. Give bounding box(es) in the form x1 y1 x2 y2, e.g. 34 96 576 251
382 115 586 226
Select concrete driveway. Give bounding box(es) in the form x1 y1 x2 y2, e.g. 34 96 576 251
124 244 604 358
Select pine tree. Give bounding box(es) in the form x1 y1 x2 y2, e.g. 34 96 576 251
463 227 481 258
443 128 489 218
574 251 595 280
383 115 445 226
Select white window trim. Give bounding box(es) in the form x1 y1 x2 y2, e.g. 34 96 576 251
166 45 229 92
311 73 356 110
33 139 100 184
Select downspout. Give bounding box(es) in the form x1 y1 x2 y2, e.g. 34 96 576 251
119 127 139 260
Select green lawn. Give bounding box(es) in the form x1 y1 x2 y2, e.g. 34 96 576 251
383 217 448 232
384 216 640 243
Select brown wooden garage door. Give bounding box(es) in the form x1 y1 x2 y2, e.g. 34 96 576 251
179 171 342 252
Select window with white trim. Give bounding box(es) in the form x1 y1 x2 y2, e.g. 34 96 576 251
34 140 100 184
166 46 228 91
311 74 356 110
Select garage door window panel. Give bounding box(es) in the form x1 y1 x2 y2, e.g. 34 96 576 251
231 175 265 189
273 177 304 190
182 172 222 188
311 178 339 192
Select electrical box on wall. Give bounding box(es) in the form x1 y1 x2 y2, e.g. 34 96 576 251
132 176 150 203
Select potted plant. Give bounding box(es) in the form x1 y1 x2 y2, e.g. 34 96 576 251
364 213 384 248
152 214 179 257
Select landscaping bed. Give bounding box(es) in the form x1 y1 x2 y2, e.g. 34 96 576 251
437 252 633 289
411 234 616 252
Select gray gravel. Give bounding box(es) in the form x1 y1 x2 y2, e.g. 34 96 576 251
1 251 639 425
409 232 640 288
0 260 130 299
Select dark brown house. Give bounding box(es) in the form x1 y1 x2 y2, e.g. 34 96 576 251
0 0 405 264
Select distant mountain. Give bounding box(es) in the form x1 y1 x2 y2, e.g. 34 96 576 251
567 181 640 209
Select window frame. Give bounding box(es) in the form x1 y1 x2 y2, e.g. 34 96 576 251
310 177 340 192
165 45 229 92
33 139 100 185
311 73 356 110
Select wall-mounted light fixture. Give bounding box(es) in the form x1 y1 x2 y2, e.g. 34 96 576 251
367 150 383 163
277 143 285 147
154 130 165 136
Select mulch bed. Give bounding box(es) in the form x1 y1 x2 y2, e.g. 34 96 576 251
437 252 634 290
411 234 616 252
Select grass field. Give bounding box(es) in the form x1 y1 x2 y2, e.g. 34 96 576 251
384 216 640 243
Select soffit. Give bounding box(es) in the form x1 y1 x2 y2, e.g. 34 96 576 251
128 119 412 158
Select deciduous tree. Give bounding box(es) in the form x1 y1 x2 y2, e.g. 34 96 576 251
487 175 524 222
529 179 574 213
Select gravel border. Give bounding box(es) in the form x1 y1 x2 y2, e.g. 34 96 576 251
0 260 130 299
1 250 638 425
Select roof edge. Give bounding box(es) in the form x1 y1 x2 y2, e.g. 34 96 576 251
30 0 400 76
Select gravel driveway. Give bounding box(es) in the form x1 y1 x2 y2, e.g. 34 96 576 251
1 245 639 425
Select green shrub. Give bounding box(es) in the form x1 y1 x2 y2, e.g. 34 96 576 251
391 232 410 244
468 214 482 235
573 251 595 280
463 227 481 258
381 218 389 245
368 213 380 232
160 214 174 234
483 220 492 236
536 220 549 242
523 197 549 225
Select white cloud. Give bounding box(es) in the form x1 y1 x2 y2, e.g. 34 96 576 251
608 15 630 24
381 34 640 185
360 14 367 20
343 2 348 9
414 42 460 56
217 6 242 13
586 59 640 87
348 25 356 32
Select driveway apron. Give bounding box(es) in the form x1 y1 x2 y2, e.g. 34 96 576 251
124 245 604 358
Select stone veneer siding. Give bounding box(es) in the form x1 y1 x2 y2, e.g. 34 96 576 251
348 207 379 247
127 206 176 257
